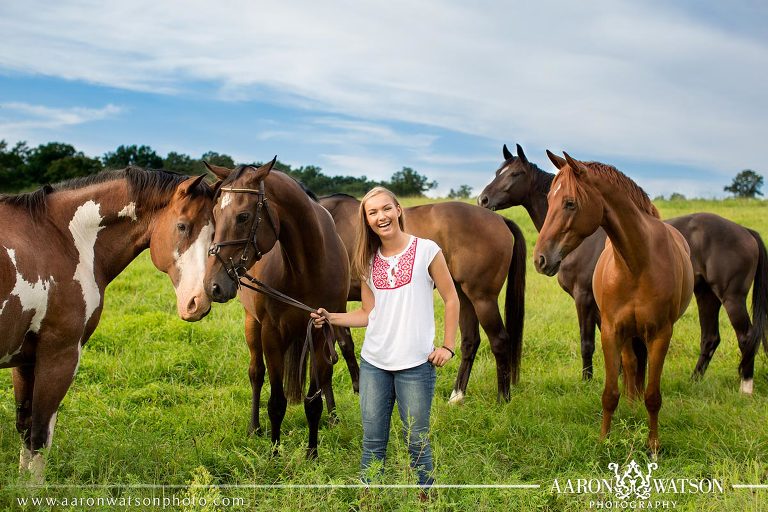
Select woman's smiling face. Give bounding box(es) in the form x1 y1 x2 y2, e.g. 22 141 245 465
364 192 402 238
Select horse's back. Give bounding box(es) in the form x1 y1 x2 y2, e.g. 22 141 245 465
405 202 513 289
667 213 758 295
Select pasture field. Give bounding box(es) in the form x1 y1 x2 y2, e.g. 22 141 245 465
1 198 767 511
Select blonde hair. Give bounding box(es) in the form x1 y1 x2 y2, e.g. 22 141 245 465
351 187 406 281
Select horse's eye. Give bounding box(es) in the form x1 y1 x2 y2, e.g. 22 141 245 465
564 199 576 210
177 222 188 233
237 212 251 224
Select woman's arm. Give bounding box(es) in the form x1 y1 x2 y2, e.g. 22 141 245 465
311 281 375 328
427 250 460 367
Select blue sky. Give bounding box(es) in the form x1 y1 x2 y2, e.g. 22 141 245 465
1 1 766 198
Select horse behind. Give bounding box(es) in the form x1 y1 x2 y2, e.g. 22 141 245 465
0 168 214 480
479 143 768 392
534 152 693 455
319 194 526 403
204 159 349 459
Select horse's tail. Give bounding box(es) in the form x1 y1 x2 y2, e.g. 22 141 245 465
503 217 526 384
283 334 307 405
747 228 768 355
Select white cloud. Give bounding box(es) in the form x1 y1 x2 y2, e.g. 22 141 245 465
0 0 766 187
0 102 123 140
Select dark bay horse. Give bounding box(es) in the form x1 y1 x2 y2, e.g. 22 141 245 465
0 168 214 480
479 144 768 392
203 159 349 458
319 194 526 403
534 151 694 454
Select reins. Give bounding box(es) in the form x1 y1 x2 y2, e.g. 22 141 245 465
209 179 337 402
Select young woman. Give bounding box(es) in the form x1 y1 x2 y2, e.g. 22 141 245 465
311 186 459 495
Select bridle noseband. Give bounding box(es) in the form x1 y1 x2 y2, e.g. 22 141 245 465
208 180 278 282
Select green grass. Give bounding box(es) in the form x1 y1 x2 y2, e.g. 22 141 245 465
1 198 767 511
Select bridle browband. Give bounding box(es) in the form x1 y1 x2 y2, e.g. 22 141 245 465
208 177 337 401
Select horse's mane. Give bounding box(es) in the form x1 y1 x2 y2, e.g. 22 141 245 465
0 167 210 216
528 162 556 196
558 161 659 218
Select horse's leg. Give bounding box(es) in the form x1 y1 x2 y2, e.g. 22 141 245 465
262 322 287 454
721 294 757 394
474 293 513 402
599 327 621 441
449 288 480 404
335 326 359 393
691 281 722 380
306 330 331 459
574 289 600 380
645 329 672 458
26 343 81 482
620 341 640 401
245 312 265 436
12 364 35 472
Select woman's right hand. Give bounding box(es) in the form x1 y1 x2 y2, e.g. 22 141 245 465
310 308 330 328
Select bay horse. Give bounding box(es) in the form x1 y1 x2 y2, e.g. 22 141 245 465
534 151 694 454
319 194 526 403
203 159 349 459
480 144 768 392
0 168 214 480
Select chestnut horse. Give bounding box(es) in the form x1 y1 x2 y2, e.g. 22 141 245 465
203 159 349 459
319 195 526 402
0 168 214 480
534 152 693 454
480 144 768 392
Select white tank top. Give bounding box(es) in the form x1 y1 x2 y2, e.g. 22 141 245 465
361 236 442 370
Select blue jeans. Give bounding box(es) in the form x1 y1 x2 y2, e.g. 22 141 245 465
359 358 436 488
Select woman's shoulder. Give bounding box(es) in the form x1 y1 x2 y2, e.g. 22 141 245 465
413 237 441 257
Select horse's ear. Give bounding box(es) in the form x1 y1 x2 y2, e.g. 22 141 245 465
563 152 585 176
516 144 529 165
250 156 278 180
177 174 208 197
546 150 567 169
204 161 232 180
502 144 513 161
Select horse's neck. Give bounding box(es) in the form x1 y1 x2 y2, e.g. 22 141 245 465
48 183 152 285
527 169 555 231
597 185 655 273
273 192 324 276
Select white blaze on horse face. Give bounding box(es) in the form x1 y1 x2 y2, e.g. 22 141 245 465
69 201 105 324
551 183 562 197
174 220 214 319
499 165 510 175
118 202 138 221
220 192 233 211
4 247 55 335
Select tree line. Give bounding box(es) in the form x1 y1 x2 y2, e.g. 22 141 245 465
0 140 474 198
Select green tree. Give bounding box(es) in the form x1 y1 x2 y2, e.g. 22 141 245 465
103 144 163 169
0 140 31 191
724 169 764 198
44 154 102 183
447 185 473 199
26 142 78 184
201 151 235 168
387 167 437 197
164 152 200 174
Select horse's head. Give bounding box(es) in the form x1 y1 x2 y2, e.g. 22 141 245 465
534 151 603 276
149 174 215 321
478 144 536 210
204 158 280 303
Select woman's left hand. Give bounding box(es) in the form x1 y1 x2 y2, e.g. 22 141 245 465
428 346 455 367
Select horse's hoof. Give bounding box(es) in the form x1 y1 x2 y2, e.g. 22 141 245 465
447 389 465 405
247 425 263 437
740 379 754 395
327 413 339 427
306 447 318 460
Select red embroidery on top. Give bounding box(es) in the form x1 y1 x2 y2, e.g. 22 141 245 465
371 238 418 290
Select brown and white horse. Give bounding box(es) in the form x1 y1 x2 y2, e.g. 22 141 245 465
203 159 349 459
0 168 214 480
534 152 694 455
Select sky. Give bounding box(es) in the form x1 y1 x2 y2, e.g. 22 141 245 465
1 1 766 199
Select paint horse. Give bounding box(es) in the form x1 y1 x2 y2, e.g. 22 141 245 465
480 144 767 392
534 152 693 454
203 159 349 459
319 194 526 402
0 168 214 480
